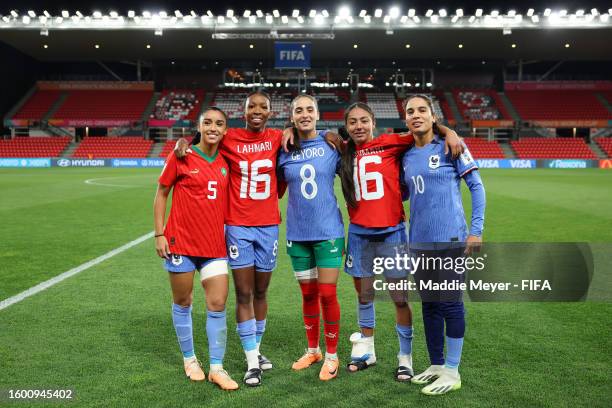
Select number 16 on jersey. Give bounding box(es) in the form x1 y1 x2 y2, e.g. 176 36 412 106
239 159 272 200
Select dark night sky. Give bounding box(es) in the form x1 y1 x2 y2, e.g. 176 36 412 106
3 1 612 15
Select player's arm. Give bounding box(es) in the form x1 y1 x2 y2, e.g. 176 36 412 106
463 170 486 255
174 138 191 159
437 125 464 158
153 184 172 259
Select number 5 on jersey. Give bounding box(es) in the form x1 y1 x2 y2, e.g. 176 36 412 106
239 159 272 200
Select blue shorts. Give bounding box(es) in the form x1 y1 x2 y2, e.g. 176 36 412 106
225 225 279 272
345 228 408 278
164 254 227 273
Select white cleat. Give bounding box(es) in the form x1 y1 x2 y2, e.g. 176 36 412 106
411 364 445 385
421 368 461 395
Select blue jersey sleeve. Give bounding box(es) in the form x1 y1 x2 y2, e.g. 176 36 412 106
453 142 478 177
464 170 486 237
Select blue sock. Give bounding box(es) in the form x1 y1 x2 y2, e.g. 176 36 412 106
206 309 227 365
255 319 266 347
395 324 413 355
237 318 257 352
358 302 375 333
422 302 445 365
445 337 464 369
172 303 194 358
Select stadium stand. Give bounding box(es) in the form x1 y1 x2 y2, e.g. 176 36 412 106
152 90 204 121
511 137 597 159
158 137 194 158
453 89 510 120
0 136 71 157
52 90 153 120
595 137 612 158
72 136 153 158
463 137 505 159
313 91 349 121
505 90 611 120
13 90 62 120
432 91 455 122
364 93 400 119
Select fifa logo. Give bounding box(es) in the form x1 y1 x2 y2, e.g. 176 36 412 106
280 50 306 61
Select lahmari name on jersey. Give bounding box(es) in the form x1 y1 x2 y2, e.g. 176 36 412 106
356 146 386 157
236 141 273 154
290 146 326 161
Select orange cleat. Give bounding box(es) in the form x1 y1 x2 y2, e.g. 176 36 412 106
292 350 323 371
208 369 239 391
319 357 340 381
184 358 205 382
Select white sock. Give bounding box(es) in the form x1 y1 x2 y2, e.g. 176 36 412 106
444 365 460 376
308 347 321 354
245 349 259 370
398 353 412 368
209 363 223 373
325 352 338 360
256 342 261 355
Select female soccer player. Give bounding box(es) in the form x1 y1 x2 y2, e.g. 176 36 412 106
177 91 340 386
401 94 485 395
153 107 239 391
338 102 462 382
277 95 344 381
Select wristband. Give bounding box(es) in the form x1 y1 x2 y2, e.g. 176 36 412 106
154 234 164 238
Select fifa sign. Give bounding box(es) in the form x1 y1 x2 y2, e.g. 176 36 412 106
275 42 311 69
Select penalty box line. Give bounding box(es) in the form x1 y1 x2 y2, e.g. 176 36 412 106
0 231 154 311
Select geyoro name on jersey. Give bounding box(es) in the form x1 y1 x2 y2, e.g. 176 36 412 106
236 141 273 154
291 146 325 161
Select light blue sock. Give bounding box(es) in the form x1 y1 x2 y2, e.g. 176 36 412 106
207 309 227 365
172 303 194 358
445 336 464 369
256 319 266 347
237 318 257 352
395 324 413 355
358 302 375 333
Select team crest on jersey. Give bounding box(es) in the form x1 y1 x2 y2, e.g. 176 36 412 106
460 150 474 166
346 255 353 268
429 154 440 169
229 245 239 259
221 167 227 177
171 255 183 266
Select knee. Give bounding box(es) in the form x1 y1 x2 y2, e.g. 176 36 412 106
207 297 226 312
253 288 267 301
235 287 253 305
173 294 193 308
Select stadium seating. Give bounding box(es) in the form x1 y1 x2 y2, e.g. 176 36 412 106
505 90 610 121
462 137 505 159
152 90 204 121
595 137 612 158
13 90 62 120
313 91 348 121
365 93 400 119
511 137 597 159
53 90 153 120
0 136 71 157
72 137 153 158
158 137 194 158
453 90 509 120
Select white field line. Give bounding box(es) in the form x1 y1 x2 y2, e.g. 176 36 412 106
0 231 154 311
84 176 144 188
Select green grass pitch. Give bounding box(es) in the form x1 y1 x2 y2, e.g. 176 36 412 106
0 168 611 407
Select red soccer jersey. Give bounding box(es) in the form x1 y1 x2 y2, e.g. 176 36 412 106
220 128 283 226
348 133 415 228
159 147 229 258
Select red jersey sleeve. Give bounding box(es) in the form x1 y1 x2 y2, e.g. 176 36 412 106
159 152 178 187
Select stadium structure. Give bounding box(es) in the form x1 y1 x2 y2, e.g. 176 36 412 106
0 5 611 169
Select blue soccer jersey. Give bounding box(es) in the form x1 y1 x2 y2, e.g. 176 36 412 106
402 136 484 244
278 131 345 241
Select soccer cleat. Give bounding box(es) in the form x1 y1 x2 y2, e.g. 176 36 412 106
421 368 461 395
411 365 444 385
319 357 339 381
184 358 205 382
292 350 323 370
258 354 273 371
208 369 239 391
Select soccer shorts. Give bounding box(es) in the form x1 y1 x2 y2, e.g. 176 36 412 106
164 255 229 280
225 225 279 272
287 238 345 279
345 228 408 278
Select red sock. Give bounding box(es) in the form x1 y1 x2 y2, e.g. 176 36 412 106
299 281 320 349
319 283 340 355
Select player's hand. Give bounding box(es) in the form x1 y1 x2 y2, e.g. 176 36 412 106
444 130 464 159
174 138 190 159
282 127 295 152
156 235 171 259
464 235 482 256
325 132 346 153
